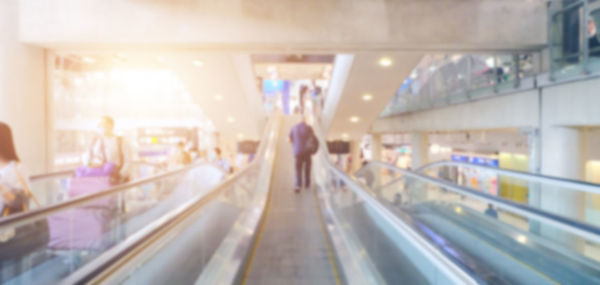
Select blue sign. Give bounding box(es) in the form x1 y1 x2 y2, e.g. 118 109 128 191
470 156 499 167
451 154 469 162
452 154 498 167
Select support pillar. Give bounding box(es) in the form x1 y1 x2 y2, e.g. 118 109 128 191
410 132 429 170
370 133 382 162
0 0 48 174
525 127 542 233
349 140 362 174
540 126 586 251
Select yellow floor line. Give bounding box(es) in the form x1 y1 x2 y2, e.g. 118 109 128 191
312 186 342 285
240 138 278 285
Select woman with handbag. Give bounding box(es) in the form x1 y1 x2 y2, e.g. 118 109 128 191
0 122 39 218
0 122 48 267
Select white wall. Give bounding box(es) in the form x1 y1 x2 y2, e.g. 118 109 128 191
542 79 600 127
0 0 48 174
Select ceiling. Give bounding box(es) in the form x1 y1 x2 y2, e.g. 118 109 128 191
323 52 423 141
55 51 265 141
51 50 435 145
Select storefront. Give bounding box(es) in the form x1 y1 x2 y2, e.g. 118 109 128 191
451 153 499 196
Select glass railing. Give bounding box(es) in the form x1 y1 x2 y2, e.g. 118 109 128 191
29 169 74 206
54 116 280 284
549 0 600 79
356 161 600 284
310 123 477 284
380 54 536 117
26 161 178 208
0 161 226 284
418 160 600 228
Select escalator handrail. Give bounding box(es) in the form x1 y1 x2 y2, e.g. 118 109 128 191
309 121 478 285
60 161 260 285
417 160 600 195
362 161 600 244
29 169 75 182
320 157 479 285
0 161 219 232
29 160 167 182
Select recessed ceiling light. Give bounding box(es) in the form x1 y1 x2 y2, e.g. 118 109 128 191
227 116 235 123
341 133 350 140
193 60 204 67
349 116 360 123
215 95 224 101
237 133 245 140
378 57 393 67
362 93 373 101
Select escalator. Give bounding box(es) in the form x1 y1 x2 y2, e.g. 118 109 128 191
3 115 598 284
356 161 600 284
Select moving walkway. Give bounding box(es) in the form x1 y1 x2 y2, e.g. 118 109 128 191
1 116 599 284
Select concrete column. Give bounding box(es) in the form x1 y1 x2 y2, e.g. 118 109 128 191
524 128 542 233
0 0 48 174
410 132 429 170
349 140 362 174
370 133 383 162
540 126 586 251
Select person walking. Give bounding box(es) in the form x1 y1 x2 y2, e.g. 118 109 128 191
289 116 318 193
82 116 131 184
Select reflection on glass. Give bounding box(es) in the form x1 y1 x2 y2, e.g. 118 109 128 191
355 164 600 284
0 165 224 284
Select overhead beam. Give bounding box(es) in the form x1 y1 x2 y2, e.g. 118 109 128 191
20 0 546 52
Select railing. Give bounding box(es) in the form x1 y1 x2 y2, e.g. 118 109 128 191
363 161 600 243
62 116 280 284
355 161 600 283
0 159 227 284
311 123 478 284
417 160 600 195
416 160 600 227
27 161 169 207
549 0 600 79
380 53 537 117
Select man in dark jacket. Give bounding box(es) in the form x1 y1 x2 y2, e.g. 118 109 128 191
289 117 315 193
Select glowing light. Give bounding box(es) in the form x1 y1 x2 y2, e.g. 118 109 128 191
227 116 235 123
82 57 96 64
214 95 224 101
349 116 360 123
485 57 495 67
430 144 441 154
237 133 245 140
157 56 165 63
516 235 527 244
454 206 463 214
341 133 350 140
378 57 393 67
93 72 106 80
73 77 84 86
193 60 204 67
362 93 373 101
